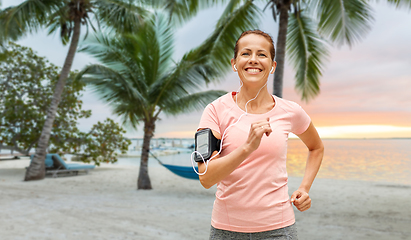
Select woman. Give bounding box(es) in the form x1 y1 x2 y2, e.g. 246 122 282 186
196 30 324 239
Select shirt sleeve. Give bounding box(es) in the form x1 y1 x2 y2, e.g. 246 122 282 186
290 103 311 135
197 103 221 135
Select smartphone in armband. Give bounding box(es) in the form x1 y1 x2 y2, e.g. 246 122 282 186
194 128 221 162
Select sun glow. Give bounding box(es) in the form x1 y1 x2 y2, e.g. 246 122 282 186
314 125 411 139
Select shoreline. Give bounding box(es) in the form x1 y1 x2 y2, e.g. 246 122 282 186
1 159 410 240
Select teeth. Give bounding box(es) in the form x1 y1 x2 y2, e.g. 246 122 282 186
247 68 260 73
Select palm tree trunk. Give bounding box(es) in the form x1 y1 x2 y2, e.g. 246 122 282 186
273 0 291 98
24 17 82 181
138 118 155 189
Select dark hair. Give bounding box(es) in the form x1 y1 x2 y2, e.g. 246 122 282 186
234 30 275 61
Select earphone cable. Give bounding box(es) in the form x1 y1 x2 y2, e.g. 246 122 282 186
191 80 268 176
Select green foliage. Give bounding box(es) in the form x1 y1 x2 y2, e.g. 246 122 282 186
1 42 64 153
155 0 227 25
313 0 374 47
77 5 259 129
0 0 61 43
0 0 149 45
287 12 329 100
181 0 261 80
0 0 144 181
386 0 411 8
265 0 377 101
0 42 130 165
75 1 260 189
71 118 131 166
266 0 411 101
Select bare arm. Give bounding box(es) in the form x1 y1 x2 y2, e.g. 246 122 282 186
291 122 324 211
197 119 272 189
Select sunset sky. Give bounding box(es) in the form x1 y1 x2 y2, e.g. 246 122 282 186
4 1 411 139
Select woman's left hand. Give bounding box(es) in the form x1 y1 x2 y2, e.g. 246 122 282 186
290 189 311 212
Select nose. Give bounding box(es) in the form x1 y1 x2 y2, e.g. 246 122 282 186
249 53 258 64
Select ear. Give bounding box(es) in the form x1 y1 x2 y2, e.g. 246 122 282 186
270 61 277 74
231 58 237 72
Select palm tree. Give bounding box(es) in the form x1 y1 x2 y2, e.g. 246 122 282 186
264 0 411 101
0 0 148 181
77 2 261 189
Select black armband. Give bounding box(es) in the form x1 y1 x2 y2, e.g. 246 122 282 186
194 128 221 162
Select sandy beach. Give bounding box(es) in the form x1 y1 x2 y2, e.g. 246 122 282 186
1 158 410 240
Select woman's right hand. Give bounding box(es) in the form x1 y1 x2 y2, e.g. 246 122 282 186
197 118 272 189
244 118 272 152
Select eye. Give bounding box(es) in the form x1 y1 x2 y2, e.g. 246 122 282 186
241 52 249 56
259 53 267 57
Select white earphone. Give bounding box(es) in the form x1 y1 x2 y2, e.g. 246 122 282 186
271 66 274 73
234 65 237 71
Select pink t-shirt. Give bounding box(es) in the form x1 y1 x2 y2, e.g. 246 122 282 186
198 92 311 233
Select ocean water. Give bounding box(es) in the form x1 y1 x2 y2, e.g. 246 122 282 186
116 139 411 185
287 139 411 185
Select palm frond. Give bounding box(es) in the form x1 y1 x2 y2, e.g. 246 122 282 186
165 0 260 87
111 100 147 129
162 90 226 115
0 0 61 42
77 2 252 129
76 63 150 126
215 0 244 23
0 9 26 42
126 13 165 87
156 0 225 25
78 12 176 126
79 32 135 71
154 12 174 76
79 33 152 106
94 0 149 34
152 63 213 107
46 4 71 44
76 63 147 104
314 0 374 47
149 1 260 109
287 11 329 101
385 0 411 8
186 0 261 75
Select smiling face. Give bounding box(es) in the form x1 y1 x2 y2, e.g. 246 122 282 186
231 34 277 87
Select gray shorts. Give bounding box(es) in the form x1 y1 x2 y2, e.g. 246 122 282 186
209 223 298 240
